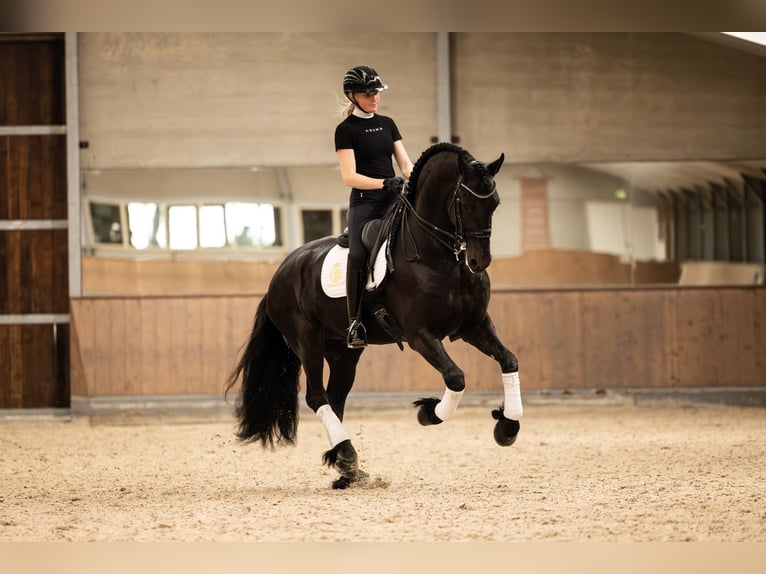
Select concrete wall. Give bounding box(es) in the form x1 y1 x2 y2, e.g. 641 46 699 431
80 33 766 172
453 33 766 164
77 33 437 170
83 167 282 202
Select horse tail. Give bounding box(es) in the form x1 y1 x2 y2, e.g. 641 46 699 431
224 295 301 448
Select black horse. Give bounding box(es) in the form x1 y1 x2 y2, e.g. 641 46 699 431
225 142 523 489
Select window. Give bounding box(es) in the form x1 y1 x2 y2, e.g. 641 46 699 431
168 205 198 250
300 207 347 243
89 202 123 244
127 202 165 249
226 202 280 247
302 210 333 243
668 178 766 264
199 205 227 248
87 199 284 254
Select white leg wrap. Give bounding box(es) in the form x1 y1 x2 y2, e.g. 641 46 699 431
502 371 523 419
316 404 351 447
434 389 464 422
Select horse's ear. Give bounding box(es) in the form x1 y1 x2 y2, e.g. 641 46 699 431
486 153 505 176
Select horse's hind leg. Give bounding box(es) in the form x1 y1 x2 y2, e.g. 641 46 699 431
321 343 369 489
320 434 363 490
325 342 364 421
460 314 522 446
301 341 366 489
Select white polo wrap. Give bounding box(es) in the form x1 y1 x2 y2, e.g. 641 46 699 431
502 371 523 419
434 389 464 421
316 404 351 447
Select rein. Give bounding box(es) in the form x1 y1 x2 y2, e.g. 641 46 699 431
399 172 496 263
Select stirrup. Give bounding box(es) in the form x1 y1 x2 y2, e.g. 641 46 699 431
346 320 367 349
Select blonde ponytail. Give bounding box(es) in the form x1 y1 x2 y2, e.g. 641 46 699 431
334 91 356 118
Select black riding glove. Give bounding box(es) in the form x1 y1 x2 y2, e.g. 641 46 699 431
383 176 406 194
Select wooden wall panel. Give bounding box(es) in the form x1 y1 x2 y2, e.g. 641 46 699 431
0 37 65 126
542 291 585 388
671 289 765 387
166 298 190 395
0 137 5 206
673 289 725 385
0 326 22 406
581 290 673 389
723 290 759 384
200 297 233 396
82 257 282 296
754 289 766 379
0 324 69 408
0 36 69 410
106 298 128 394
0 135 68 219
144 298 166 394
69 288 766 399
0 230 69 314
69 309 88 397
70 297 265 398
122 298 144 395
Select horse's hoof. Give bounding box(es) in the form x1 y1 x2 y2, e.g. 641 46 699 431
413 397 443 426
492 407 520 446
332 476 354 489
332 469 369 490
333 440 360 476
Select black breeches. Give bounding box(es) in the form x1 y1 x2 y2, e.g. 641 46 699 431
346 190 390 269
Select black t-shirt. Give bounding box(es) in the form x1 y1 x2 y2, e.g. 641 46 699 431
334 114 402 182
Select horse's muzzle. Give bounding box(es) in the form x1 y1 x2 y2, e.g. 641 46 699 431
466 244 492 273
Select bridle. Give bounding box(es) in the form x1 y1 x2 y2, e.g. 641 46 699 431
399 163 497 265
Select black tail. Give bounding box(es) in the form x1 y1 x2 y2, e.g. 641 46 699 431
224 296 301 448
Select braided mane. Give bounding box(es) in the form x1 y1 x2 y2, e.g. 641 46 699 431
406 142 476 202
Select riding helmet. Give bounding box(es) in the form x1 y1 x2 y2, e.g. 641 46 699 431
343 65 388 94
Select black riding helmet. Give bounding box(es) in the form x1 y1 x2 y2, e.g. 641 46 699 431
343 65 388 94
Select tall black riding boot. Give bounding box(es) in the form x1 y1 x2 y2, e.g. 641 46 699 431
346 265 367 349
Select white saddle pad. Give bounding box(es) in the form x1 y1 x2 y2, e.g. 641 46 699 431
321 241 389 298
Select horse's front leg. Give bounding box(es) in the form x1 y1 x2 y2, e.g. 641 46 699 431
408 332 467 426
460 314 523 446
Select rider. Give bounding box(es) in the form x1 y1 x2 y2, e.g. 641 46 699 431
335 65 414 349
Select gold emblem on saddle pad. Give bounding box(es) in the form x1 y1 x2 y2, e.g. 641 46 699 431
329 262 343 284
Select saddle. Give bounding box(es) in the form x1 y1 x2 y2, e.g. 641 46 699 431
337 198 404 283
